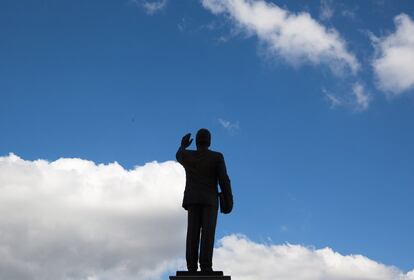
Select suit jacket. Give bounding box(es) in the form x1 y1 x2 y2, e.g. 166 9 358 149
176 146 233 210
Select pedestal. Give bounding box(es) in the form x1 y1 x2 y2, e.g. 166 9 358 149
169 271 231 280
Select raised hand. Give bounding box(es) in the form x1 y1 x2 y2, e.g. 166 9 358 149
181 133 193 148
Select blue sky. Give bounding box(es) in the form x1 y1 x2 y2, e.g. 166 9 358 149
1 0 414 277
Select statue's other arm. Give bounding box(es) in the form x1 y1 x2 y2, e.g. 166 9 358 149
218 154 233 213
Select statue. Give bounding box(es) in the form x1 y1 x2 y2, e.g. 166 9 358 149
175 128 233 274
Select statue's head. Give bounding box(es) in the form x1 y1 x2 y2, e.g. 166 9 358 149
196 128 211 149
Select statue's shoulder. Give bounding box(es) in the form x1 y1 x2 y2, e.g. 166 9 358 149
208 150 224 159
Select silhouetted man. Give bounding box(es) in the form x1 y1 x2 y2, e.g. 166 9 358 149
176 128 233 273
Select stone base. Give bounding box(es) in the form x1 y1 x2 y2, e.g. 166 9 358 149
169 271 231 280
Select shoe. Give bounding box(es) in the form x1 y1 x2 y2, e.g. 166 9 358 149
200 267 213 273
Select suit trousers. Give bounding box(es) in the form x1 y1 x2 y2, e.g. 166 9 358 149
186 204 218 271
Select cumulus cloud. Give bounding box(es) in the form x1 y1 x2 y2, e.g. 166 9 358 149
215 235 414 280
0 154 186 280
372 14 414 95
133 0 168 15
201 0 359 74
2 154 414 280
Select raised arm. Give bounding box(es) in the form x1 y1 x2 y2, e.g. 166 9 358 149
176 133 193 164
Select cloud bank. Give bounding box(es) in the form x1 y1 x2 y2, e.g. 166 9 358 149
202 0 359 74
372 14 414 96
1 154 413 280
215 235 414 280
0 154 186 280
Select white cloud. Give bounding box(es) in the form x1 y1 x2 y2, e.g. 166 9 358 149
2 154 414 280
218 118 240 132
341 8 357 20
323 87 344 109
215 235 414 280
0 154 186 280
323 84 371 111
352 82 371 111
325 92 343 109
177 18 187 32
372 14 414 96
202 0 359 74
319 0 334 21
134 0 168 15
